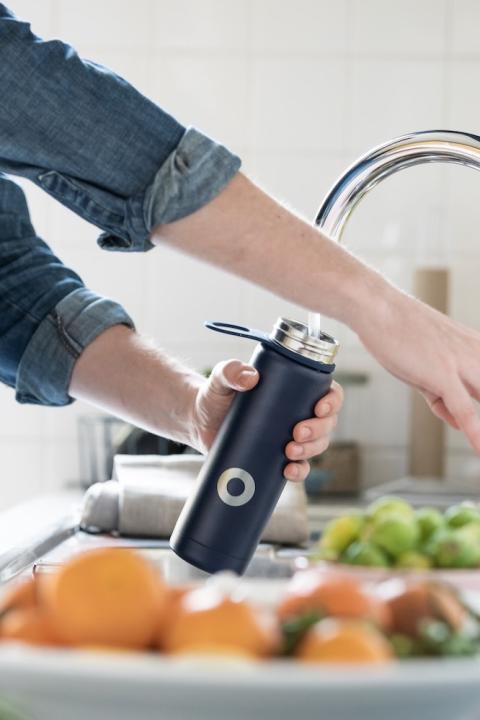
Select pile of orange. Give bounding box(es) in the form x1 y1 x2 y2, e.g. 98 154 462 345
0 549 398 664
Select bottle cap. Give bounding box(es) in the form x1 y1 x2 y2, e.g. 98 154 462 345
271 318 339 365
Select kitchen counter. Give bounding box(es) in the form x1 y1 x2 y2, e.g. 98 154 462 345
0 487 355 583
1 475 478 584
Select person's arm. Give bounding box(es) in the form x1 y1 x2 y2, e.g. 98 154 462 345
2 8 473 452
69 325 343 483
0 171 341 482
0 174 134 407
151 172 480 453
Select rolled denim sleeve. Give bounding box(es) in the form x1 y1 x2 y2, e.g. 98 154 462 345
16 288 134 406
0 174 134 406
0 5 242 253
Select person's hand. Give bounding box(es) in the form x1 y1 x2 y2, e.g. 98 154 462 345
354 285 480 453
191 359 343 481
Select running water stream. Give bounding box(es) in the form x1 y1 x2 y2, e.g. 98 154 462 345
308 311 321 339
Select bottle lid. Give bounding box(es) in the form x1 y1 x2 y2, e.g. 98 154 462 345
271 318 339 365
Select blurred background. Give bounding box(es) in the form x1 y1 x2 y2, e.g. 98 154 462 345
1 0 480 511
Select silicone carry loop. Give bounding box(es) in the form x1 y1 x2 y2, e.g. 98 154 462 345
205 321 335 373
204 321 270 344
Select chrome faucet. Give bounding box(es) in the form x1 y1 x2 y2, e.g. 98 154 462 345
315 129 480 237
308 129 480 334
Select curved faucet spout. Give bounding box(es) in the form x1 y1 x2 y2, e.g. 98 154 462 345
315 129 480 240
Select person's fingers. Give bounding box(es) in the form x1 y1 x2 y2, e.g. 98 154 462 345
422 390 460 430
284 460 310 483
286 436 330 461
314 381 344 418
444 382 480 453
293 415 337 443
207 359 259 396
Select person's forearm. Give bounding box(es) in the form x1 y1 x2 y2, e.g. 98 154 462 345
69 325 202 445
151 172 395 333
151 170 480 454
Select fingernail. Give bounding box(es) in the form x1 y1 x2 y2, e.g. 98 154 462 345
237 369 257 386
287 465 298 479
319 402 331 417
298 426 312 440
239 369 257 379
290 444 303 458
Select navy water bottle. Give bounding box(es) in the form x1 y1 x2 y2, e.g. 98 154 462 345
170 317 339 575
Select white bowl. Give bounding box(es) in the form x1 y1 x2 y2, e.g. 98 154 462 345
303 558 480 592
0 645 479 720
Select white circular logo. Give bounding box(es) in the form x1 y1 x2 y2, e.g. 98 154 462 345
217 467 256 507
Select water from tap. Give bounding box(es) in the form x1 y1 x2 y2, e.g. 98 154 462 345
308 311 322 339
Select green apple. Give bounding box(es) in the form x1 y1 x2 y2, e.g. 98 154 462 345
434 528 480 568
320 514 364 554
342 540 390 567
415 507 444 542
445 503 480 529
395 551 432 570
369 512 419 558
367 496 415 522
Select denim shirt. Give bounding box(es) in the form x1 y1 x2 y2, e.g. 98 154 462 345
0 4 241 406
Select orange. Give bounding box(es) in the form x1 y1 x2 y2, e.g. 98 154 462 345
41 548 166 649
382 580 467 638
278 570 391 629
156 585 192 650
0 577 37 617
163 586 275 658
296 618 393 664
1 608 61 647
384 583 432 637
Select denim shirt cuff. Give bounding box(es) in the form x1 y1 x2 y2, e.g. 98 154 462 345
15 288 134 406
99 127 241 253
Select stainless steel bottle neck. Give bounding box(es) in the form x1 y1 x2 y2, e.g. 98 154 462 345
271 318 338 365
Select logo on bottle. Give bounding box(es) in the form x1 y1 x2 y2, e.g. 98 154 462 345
217 467 256 507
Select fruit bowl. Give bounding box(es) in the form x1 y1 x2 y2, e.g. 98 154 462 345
2 543 480 720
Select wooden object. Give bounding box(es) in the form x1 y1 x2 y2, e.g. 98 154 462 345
409 268 449 477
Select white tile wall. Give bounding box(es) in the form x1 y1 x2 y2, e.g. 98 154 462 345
150 55 249 150
56 0 153 52
250 151 349 219
350 0 447 58
450 0 480 57
250 58 348 152
348 59 444 153
152 0 248 52
1 0 480 511
250 0 349 55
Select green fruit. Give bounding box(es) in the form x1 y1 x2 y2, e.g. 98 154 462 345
320 514 364 554
434 529 480 569
369 512 419 558
342 540 390 567
312 546 339 563
456 523 480 544
395 551 432 570
445 503 480 529
422 527 450 559
389 633 419 658
367 496 414 522
415 508 444 542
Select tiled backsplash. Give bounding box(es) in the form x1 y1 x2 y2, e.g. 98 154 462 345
2 0 480 509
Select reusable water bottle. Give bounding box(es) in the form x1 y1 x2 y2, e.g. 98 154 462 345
170 318 339 575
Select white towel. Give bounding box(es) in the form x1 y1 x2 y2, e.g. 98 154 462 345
81 454 309 545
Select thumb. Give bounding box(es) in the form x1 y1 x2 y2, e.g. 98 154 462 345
208 359 259 396
444 381 480 454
